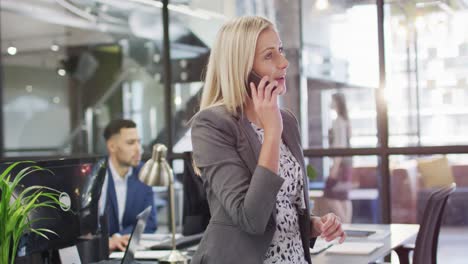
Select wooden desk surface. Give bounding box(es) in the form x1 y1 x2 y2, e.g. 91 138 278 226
310 224 419 264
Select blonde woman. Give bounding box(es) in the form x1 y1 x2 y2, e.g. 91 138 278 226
191 16 346 264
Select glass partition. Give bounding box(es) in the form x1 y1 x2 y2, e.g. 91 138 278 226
307 155 380 224
306 87 378 149
301 1 379 149
1 0 170 157
1 0 228 158
385 1 468 147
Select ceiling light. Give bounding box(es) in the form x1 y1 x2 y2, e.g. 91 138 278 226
414 16 426 31
315 0 329 10
100 4 109 12
57 69 66 76
153 54 161 63
7 45 17 55
154 73 161 82
50 43 60 52
174 96 182 106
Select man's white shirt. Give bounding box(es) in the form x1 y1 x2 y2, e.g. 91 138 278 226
99 159 133 232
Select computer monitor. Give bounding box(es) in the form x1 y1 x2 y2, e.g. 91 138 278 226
2 157 107 256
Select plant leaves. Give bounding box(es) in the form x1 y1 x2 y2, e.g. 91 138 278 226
307 164 318 181
0 161 62 263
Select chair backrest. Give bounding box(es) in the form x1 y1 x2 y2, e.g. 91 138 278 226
181 152 211 236
413 183 456 264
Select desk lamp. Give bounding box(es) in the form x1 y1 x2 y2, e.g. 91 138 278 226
139 144 188 264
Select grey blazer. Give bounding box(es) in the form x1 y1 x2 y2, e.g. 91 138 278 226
191 105 315 264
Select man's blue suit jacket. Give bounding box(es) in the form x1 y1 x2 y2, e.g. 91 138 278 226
105 161 157 236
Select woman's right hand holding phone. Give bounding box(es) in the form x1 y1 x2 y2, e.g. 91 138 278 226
249 76 283 137
250 75 283 173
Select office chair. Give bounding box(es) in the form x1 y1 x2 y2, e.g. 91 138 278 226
394 183 456 264
181 152 211 236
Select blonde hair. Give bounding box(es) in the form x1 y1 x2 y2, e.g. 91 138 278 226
199 16 275 115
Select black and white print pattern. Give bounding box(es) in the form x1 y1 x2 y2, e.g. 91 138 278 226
250 123 308 264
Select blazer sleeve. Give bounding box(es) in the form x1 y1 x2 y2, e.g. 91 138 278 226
191 109 284 235
120 225 133 235
120 185 157 235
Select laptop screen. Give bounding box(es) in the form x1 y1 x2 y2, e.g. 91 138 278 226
121 206 152 264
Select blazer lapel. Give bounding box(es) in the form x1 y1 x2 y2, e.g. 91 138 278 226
106 168 120 233
124 174 137 224
237 111 305 176
238 114 262 175
279 112 310 212
238 110 306 176
281 125 305 174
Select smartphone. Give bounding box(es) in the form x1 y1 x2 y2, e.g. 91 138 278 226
246 71 277 97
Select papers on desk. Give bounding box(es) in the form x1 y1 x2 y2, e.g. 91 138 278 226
110 250 172 259
141 233 183 241
311 226 388 256
310 238 334 255
326 242 384 255
138 233 183 249
310 237 338 255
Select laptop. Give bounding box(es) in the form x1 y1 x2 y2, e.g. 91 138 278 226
95 206 154 264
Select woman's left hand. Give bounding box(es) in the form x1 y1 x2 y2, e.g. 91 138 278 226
310 213 346 243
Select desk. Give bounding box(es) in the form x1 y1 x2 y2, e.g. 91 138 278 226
311 224 419 264
108 224 418 264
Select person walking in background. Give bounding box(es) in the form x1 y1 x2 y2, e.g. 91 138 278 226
314 92 353 223
190 16 346 264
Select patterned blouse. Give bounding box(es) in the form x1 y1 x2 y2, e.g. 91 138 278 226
250 123 308 264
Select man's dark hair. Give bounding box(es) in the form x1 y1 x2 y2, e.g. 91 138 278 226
103 119 137 141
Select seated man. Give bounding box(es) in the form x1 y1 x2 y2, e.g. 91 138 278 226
99 119 157 251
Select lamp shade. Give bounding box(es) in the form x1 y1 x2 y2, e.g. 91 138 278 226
138 144 172 187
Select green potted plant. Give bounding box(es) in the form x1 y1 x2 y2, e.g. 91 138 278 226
0 161 62 264
306 164 318 181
